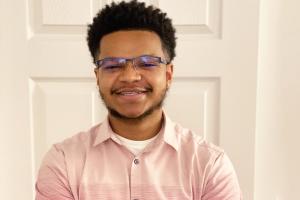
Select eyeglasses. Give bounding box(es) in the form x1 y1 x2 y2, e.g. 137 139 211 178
95 55 168 73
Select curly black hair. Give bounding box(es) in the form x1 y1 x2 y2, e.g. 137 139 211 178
87 0 176 63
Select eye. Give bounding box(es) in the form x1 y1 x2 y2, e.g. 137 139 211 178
104 65 122 69
102 59 124 71
137 56 160 68
139 62 158 68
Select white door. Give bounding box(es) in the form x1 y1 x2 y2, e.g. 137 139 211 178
0 0 259 199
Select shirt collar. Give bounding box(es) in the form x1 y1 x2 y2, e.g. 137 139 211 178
93 116 113 146
163 113 179 151
93 111 179 152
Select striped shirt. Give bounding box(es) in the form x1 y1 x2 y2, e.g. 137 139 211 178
36 114 241 200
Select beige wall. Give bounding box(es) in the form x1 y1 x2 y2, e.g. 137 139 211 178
255 0 300 199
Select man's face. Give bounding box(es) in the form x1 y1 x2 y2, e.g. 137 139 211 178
94 30 173 120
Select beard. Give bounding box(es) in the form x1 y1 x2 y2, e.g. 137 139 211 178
99 86 168 121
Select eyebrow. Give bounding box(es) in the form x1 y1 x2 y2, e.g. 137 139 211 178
99 54 158 60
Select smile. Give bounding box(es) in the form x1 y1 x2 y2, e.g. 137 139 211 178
118 91 145 95
113 88 150 102
114 87 151 95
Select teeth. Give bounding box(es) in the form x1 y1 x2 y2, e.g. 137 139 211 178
120 91 142 95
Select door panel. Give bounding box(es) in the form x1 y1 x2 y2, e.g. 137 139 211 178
1 0 259 199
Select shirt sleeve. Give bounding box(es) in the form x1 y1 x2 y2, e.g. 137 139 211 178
202 152 242 200
35 144 74 200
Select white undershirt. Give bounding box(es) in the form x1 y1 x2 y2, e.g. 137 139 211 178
112 133 158 156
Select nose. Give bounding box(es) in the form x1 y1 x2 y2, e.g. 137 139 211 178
118 62 142 83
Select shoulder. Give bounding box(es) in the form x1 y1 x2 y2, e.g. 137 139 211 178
43 123 103 165
169 120 234 176
36 123 103 199
173 122 224 159
164 115 224 160
55 123 101 151
173 122 241 197
37 123 103 181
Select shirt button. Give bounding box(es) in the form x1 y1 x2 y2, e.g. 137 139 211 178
134 158 139 165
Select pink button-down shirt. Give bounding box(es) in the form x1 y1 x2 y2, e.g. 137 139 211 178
36 115 242 200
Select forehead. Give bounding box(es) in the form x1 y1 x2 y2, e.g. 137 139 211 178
99 30 164 59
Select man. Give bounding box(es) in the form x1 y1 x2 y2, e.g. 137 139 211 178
35 1 242 199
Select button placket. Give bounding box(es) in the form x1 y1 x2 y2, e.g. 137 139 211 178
130 157 142 200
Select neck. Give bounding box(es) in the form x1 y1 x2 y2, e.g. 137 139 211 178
108 109 164 141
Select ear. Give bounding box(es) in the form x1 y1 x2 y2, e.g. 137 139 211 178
166 63 173 89
94 68 100 86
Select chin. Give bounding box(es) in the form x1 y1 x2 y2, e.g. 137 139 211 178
120 109 146 118
108 106 156 120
